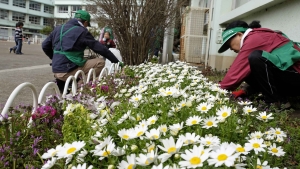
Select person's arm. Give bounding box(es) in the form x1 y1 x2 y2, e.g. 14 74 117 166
110 40 116 48
42 32 54 60
84 31 119 63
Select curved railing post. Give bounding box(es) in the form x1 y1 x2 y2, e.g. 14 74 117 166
38 82 61 104
62 76 77 97
98 67 108 81
115 62 120 73
86 68 96 84
74 70 86 85
0 82 38 121
108 63 115 75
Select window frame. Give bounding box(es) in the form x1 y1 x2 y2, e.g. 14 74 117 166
29 1 41 11
58 5 69 13
13 0 26 8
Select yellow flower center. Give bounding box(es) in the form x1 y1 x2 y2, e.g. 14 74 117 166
206 141 211 145
191 120 197 124
67 147 76 154
256 135 261 139
134 97 139 101
247 109 251 113
222 112 228 117
122 135 129 139
257 166 262 169
217 154 228 161
181 103 186 107
236 147 245 152
261 115 267 119
168 147 177 154
161 128 167 132
137 116 141 121
190 157 201 165
137 131 144 136
206 121 213 126
201 150 204 155
201 106 207 111
166 91 172 95
275 131 281 135
271 148 278 153
148 146 154 152
150 120 156 124
127 164 134 169
102 150 111 156
152 135 159 139
51 150 58 156
253 143 260 148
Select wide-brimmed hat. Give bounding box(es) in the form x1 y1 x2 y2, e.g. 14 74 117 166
218 27 248 53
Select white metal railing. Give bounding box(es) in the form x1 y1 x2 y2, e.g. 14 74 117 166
0 63 121 122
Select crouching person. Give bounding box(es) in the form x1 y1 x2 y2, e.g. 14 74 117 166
42 10 122 92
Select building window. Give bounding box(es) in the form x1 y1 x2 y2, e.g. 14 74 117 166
29 1 41 11
72 5 82 12
232 0 252 10
44 5 54 14
12 12 25 22
0 0 9 4
0 9 8 19
29 15 40 25
43 18 53 26
13 0 26 8
58 6 68 13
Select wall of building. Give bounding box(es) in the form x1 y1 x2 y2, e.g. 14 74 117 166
207 0 300 70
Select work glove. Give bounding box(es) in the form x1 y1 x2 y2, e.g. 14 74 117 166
119 61 125 68
232 90 246 99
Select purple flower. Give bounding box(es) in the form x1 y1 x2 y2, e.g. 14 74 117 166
100 85 109 92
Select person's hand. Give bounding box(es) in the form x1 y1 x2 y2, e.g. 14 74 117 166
232 90 246 99
119 61 125 68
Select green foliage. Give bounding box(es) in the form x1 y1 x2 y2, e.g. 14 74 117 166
40 26 53 35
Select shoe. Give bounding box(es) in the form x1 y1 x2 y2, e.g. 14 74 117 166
16 53 22 55
9 48 12 53
13 49 16 53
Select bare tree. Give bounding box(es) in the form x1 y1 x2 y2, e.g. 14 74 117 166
86 0 185 65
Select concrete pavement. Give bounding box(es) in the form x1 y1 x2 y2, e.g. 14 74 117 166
0 41 54 107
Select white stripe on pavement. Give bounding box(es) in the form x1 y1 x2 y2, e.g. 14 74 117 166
0 64 50 73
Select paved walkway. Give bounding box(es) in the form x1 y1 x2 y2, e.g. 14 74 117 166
0 41 54 107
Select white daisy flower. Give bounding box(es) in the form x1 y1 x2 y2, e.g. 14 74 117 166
268 143 285 157
255 158 271 169
249 131 264 139
269 127 287 138
71 163 93 169
207 142 238 167
178 99 188 108
256 112 274 122
41 157 56 169
158 136 183 163
145 143 156 153
242 105 257 115
42 144 63 159
234 144 249 155
117 154 136 169
196 102 213 113
147 115 158 125
186 115 202 126
138 119 148 127
129 94 142 102
159 124 168 136
151 163 169 169
237 101 252 106
145 128 161 140
133 125 148 138
120 89 127 93
169 122 184 135
216 106 232 120
136 150 157 166
56 141 85 159
76 148 88 163
117 111 131 124
202 116 219 129
118 128 134 140
179 145 210 168
244 138 266 154
200 134 220 147
93 141 115 160
112 146 126 156
179 133 200 146
63 103 76 116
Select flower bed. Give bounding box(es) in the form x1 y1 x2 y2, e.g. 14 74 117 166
0 61 295 168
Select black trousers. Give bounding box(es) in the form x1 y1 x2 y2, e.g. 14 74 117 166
246 50 300 103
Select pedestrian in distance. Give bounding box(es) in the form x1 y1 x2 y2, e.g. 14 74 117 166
10 22 24 54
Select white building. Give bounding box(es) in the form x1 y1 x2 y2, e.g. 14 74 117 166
189 0 300 70
0 0 97 41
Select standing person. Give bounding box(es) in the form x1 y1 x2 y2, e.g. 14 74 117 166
42 10 123 92
100 31 116 49
218 20 300 107
9 22 23 54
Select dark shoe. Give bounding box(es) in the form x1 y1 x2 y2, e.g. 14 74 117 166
13 49 16 53
16 53 22 55
55 78 66 94
9 48 12 53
